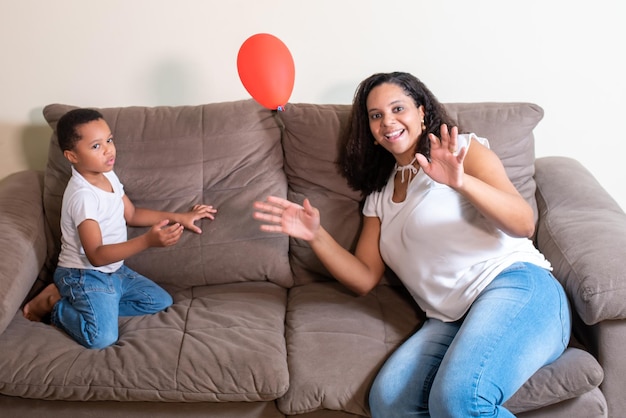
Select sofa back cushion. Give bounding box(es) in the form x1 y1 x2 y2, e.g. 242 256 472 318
42 100 292 288
279 102 543 284
277 103 362 284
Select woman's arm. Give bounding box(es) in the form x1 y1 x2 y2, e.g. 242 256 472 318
310 215 385 295
416 125 535 238
459 140 535 237
253 196 385 295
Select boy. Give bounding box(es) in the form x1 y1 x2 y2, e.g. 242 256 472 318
23 108 217 349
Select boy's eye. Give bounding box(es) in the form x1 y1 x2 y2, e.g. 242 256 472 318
107 137 114 143
92 144 100 150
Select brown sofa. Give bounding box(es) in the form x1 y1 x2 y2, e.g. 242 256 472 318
1 99 624 417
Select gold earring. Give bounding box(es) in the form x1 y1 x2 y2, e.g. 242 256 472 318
421 119 426 131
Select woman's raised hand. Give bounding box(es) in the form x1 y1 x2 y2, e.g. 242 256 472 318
253 196 320 241
415 124 467 188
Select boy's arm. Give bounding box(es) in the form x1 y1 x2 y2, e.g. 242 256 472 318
78 218 182 267
122 195 217 234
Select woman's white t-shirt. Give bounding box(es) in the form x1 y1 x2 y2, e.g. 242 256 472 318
362 134 551 322
57 166 127 273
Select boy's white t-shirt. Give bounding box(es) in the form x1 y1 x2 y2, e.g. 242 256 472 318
57 166 127 273
363 134 551 322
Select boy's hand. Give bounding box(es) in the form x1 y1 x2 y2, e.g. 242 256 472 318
178 204 217 234
147 220 184 247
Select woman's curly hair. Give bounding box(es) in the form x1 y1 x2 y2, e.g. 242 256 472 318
339 72 456 196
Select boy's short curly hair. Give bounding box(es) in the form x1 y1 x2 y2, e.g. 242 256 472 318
56 108 104 152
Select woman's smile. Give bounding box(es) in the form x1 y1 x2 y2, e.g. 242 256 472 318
384 129 405 142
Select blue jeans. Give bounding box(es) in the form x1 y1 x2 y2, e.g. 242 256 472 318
369 262 571 417
51 265 173 349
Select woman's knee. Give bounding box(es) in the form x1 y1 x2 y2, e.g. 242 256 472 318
369 367 429 418
428 374 516 418
368 381 406 418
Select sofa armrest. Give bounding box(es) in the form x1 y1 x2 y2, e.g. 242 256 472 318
0 170 47 335
535 156 626 325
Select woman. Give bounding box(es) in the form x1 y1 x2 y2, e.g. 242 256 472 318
253 72 570 417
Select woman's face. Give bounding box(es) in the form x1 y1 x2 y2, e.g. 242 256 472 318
366 82 425 166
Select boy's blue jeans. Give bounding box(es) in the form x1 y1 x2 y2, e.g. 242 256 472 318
51 265 173 349
369 262 571 418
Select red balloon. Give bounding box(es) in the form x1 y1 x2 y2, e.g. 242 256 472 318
237 33 295 111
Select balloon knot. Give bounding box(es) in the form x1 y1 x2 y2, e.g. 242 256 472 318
277 106 284 112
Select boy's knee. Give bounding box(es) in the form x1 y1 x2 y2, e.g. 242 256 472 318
164 293 173 309
154 293 173 312
79 326 118 349
83 337 116 349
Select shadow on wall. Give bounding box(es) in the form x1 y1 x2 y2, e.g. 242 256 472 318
24 106 52 173
0 118 50 181
22 123 51 173
318 81 359 104
148 58 197 106
2 59 196 182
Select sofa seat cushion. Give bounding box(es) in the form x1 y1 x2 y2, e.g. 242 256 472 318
0 395 286 418
280 282 604 416
278 282 424 415
0 282 288 402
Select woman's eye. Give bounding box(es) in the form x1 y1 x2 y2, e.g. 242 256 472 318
393 106 404 113
370 113 381 120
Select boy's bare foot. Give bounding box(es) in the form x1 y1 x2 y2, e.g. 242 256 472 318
23 283 61 322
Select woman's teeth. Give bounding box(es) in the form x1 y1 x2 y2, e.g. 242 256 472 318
385 130 404 140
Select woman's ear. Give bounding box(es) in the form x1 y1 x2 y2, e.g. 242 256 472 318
419 105 427 131
418 105 426 119
63 149 78 164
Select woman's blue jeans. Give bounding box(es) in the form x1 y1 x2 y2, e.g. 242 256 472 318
369 262 571 417
51 265 173 349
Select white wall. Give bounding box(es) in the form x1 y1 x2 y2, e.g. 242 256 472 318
1 0 625 209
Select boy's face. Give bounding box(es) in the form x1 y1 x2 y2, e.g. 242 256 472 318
63 119 116 175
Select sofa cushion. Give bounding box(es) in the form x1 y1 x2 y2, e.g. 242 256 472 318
277 103 361 284
278 282 424 415
280 282 604 416
0 395 287 418
535 157 626 324
504 347 604 414
0 282 289 402
0 171 47 336
278 102 543 284
42 100 292 288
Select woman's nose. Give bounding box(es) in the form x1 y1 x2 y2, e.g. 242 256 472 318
381 113 396 126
